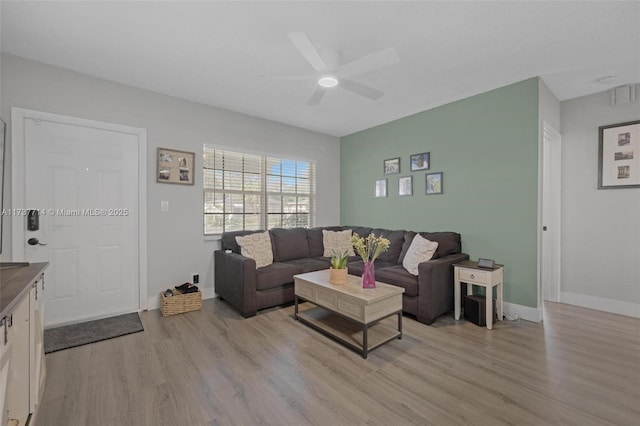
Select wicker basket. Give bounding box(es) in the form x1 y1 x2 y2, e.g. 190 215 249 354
160 287 202 316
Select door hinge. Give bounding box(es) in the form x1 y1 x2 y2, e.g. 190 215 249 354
543 226 548 231
0 315 11 345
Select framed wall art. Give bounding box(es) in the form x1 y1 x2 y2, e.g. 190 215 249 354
598 120 640 189
157 148 195 185
375 179 388 197
426 172 443 195
398 176 413 196
410 152 430 171
384 157 400 174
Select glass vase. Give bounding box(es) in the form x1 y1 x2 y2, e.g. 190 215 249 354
362 261 376 288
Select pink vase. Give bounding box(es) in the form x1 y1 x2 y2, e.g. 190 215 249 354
362 261 376 288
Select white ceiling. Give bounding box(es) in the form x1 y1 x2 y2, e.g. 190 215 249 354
1 1 639 137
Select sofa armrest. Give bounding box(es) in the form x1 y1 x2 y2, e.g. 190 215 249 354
214 250 258 317
416 253 470 324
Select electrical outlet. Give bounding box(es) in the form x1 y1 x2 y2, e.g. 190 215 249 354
192 274 199 284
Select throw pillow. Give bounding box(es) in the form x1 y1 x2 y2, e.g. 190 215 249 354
402 234 439 276
235 231 273 268
322 229 355 257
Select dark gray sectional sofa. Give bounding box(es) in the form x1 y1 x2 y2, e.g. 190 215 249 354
214 226 469 325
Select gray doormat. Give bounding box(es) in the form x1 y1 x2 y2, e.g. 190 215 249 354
44 312 144 354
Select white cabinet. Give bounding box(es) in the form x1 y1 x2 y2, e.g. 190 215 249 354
29 278 46 417
5 293 30 426
0 264 47 426
0 332 12 426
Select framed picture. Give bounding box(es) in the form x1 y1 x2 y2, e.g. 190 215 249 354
384 157 400 174
410 152 430 171
375 179 387 197
157 148 195 185
598 120 640 189
426 172 443 195
398 176 413 196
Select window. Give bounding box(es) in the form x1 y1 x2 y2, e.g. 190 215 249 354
203 146 316 234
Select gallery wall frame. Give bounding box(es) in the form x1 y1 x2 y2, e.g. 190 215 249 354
384 157 400 174
157 148 195 185
398 176 413 196
410 152 430 171
598 120 640 189
375 179 388 197
426 172 443 195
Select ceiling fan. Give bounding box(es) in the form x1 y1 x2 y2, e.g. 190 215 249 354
286 32 399 105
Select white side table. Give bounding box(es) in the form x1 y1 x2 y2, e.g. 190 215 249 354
454 260 504 330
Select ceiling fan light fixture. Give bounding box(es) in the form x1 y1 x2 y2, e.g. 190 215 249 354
318 76 338 88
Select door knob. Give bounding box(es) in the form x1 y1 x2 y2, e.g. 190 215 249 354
27 238 47 246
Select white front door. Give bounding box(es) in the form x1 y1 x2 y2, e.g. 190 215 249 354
12 109 147 327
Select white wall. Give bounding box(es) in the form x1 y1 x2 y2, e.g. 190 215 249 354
0 53 341 306
539 79 561 131
561 85 640 317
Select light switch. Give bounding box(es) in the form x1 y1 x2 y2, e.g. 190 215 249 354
161 201 169 212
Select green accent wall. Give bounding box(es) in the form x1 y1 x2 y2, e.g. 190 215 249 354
340 78 539 307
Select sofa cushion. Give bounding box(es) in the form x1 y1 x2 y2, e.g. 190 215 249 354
270 228 310 261
323 229 355 257
281 257 332 273
348 259 397 277
255 262 304 291
374 265 419 297
402 234 439 275
370 228 406 263
399 231 461 263
235 231 273 268
306 226 342 257
347 226 373 239
422 232 461 257
222 229 264 253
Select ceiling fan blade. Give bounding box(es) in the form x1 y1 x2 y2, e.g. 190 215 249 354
288 32 329 73
339 47 399 78
257 74 313 81
307 87 327 106
339 79 384 100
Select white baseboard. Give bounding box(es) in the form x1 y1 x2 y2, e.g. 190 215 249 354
560 292 640 318
503 302 542 323
146 287 217 311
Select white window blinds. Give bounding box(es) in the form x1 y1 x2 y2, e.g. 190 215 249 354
203 146 316 234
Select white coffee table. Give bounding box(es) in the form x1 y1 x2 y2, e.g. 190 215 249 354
294 270 405 359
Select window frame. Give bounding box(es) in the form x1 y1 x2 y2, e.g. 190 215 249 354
203 146 316 236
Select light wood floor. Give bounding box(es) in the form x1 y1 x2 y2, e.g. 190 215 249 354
38 299 640 426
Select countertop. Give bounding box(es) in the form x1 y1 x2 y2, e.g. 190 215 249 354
0 262 49 318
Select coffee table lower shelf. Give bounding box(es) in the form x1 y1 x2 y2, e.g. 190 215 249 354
294 301 402 359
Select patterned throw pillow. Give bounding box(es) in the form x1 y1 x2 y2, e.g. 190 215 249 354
402 234 439 275
235 231 273 268
322 229 355 257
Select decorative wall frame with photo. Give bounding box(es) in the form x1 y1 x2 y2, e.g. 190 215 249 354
375 179 388 197
157 148 195 185
426 172 443 195
384 157 400 174
410 152 430 171
598 120 640 189
398 176 413 196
